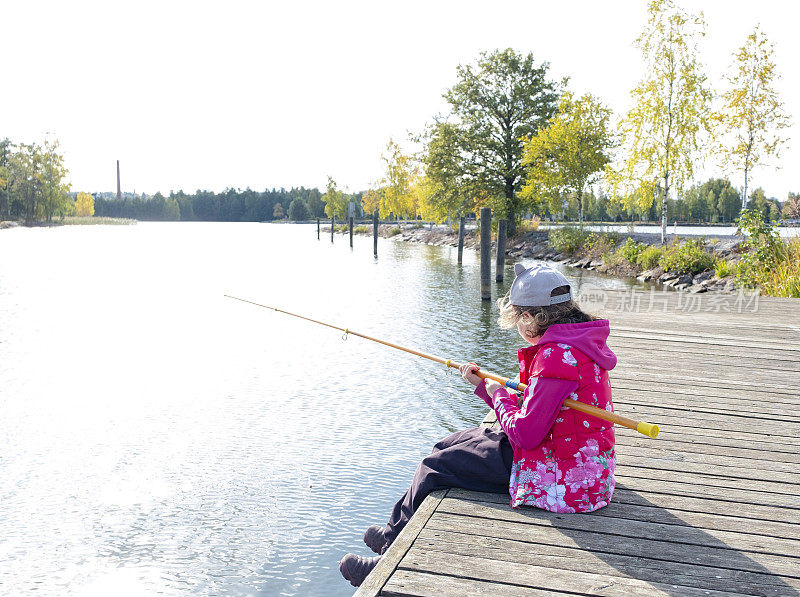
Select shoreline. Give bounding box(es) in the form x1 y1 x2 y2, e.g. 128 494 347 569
335 223 745 295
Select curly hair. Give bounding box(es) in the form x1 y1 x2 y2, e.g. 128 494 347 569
497 285 598 339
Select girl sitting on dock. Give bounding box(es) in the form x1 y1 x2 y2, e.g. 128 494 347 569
339 263 617 587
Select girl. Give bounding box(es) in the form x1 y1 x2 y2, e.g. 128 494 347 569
339 263 617 587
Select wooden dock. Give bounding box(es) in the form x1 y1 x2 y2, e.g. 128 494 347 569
355 289 800 596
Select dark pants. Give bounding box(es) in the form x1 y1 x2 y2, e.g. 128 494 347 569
382 426 514 548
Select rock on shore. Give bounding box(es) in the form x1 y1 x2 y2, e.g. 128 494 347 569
336 223 745 294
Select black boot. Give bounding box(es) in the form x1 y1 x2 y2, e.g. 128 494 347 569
338 553 381 587
363 525 388 554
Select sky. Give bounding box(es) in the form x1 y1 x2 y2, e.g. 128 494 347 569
2 0 797 199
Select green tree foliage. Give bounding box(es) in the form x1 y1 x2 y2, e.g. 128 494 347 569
443 48 561 234
0 138 11 218
163 196 181 221
748 188 781 221
273 202 285 219
783 193 800 220
713 25 791 208
322 176 348 219
521 92 614 225
94 187 325 222
418 122 471 223
609 0 711 244
2 137 71 224
287 198 310 221
306 189 325 218
39 139 72 222
678 178 740 223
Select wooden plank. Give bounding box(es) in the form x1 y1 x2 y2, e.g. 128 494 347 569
615 437 800 465
448 486 800 528
381 569 552 596
396 545 761 596
413 530 799 596
355 489 447 597
436 497 800 558
425 513 800 580
615 453 800 486
611 378 800 405
617 432 800 457
610 340 800 364
615 465 800 495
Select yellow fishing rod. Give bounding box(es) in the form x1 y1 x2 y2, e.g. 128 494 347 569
225 294 660 439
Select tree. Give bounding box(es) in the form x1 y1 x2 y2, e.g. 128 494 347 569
322 176 347 219
783 193 800 220
443 48 561 234
306 189 325 218
419 122 471 224
163 196 181 221
39 138 71 221
713 25 791 208
0 138 11 218
521 92 614 226
361 188 383 217
75 192 94 216
609 0 711 243
273 202 285 219
8 143 43 225
749 188 781 221
287 198 310 221
380 139 414 219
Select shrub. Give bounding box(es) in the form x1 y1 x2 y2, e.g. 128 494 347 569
584 232 618 258
354 225 368 234
388 226 401 236
517 216 541 234
548 225 590 255
619 237 644 264
714 259 733 278
636 245 664 270
287 198 310 221
734 209 788 291
658 238 715 274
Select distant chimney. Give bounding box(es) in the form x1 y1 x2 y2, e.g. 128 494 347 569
116 160 121 200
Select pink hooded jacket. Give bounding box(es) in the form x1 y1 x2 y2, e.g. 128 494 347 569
475 319 617 513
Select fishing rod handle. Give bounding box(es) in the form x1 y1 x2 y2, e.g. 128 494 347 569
465 365 660 439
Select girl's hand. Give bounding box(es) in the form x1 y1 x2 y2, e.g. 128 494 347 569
460 362 483 387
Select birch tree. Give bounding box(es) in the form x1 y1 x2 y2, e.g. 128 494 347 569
609 0 711 244
381 139 414 220
322 176 348 219
521 92 614 226
713 25 791 209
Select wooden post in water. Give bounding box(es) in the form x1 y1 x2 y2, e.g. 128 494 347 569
480 207 491 300
331 216 334 243
495 219 507 282
349 216 354 248
373 211 378 256
317 218 320 240
457 215 465 264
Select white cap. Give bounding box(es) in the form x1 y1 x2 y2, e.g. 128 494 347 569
510 263 572 307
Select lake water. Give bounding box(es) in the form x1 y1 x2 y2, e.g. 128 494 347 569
0 223 642 596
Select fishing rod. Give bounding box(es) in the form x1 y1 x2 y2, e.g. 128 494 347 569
224 294 660 439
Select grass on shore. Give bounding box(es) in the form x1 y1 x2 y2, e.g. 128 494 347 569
62 216 136 225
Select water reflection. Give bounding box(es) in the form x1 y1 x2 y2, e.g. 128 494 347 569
0 222 653 597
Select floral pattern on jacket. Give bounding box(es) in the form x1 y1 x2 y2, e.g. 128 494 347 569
509 343 616 513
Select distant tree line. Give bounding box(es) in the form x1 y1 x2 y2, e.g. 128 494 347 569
93 187 355 222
